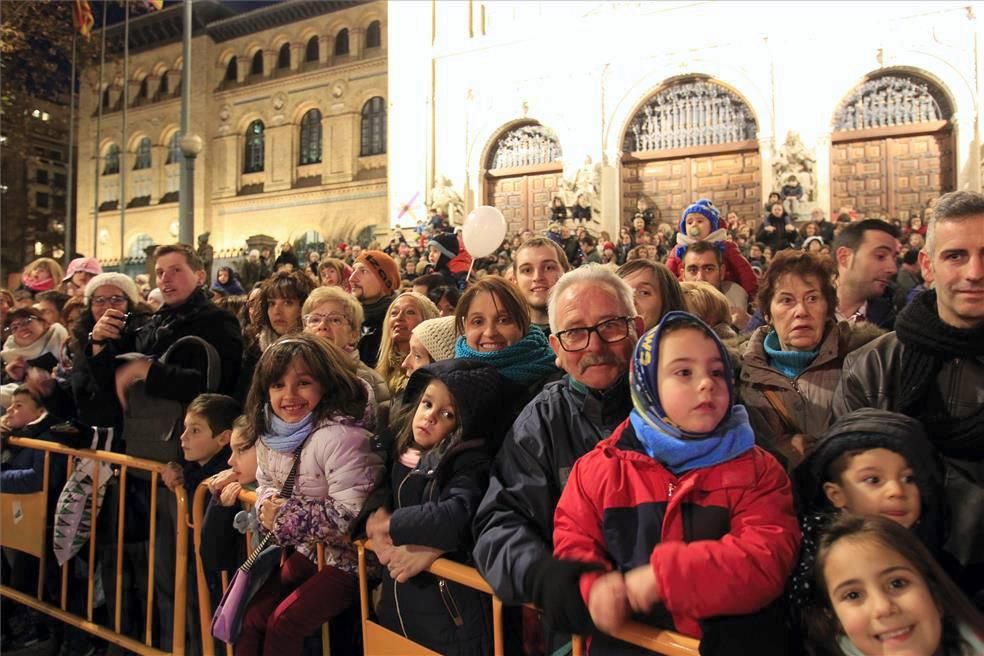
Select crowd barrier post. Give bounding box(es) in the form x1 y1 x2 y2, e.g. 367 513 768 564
571 621 700 656
0 436 190 656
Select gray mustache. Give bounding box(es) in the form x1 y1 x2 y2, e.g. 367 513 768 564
578 354 621 374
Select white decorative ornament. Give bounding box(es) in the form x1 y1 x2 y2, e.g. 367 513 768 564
169 221 180 237
98 229 110 244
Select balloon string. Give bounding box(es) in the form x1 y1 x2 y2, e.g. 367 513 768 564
466 258 475 286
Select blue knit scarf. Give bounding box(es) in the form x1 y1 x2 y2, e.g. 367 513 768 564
763 330 818 379
454 326 558 385
261 405 314 453
630 407 755 475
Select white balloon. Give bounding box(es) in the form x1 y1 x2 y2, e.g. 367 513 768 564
462 206 507 258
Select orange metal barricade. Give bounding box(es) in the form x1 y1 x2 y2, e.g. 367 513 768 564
0 436 191 656
572 622 700 656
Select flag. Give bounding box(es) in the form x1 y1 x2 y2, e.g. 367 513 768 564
73 0 94 40
142 0 164 10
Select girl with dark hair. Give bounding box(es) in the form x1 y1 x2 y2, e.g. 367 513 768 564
211 266 246 297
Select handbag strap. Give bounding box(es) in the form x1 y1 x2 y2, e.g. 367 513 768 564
763 388 801 435
239 438 308 572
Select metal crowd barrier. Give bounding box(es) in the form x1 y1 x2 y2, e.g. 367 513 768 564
0 437 190 656
189 485 699 656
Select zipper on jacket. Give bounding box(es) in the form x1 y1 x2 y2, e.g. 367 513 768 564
439 578 465 627
394 579 409 638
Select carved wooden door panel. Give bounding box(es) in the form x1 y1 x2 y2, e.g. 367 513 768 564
487 176 527 235
526 172 563 233
830 129 953 221
621 149 761 226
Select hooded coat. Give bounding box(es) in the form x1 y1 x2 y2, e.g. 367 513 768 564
352 360 507 656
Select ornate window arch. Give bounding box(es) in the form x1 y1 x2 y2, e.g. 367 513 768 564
250 50 264 76
623 78 757 152
166 132 181 165
133 137 152 170
366 21 381 48
225 56 238 82
244 120 265 173
360 96 385 156
299 109 323 165
277 43 291 69
334 29 349 56
305 36 319 62
487 123 563 170
833 72 952 132
102 143 120 175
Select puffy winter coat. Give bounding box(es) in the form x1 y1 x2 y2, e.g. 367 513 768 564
738 321 883 469
554 420 800 647
256 408 383 573
473 376 633 605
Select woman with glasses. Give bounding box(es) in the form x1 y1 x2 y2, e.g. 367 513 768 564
236 270 316 402
453 277 561 450
301 286 390 429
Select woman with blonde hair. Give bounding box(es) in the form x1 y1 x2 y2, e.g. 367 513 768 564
375 291 439 395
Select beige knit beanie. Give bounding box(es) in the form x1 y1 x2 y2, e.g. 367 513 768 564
411 316 457 362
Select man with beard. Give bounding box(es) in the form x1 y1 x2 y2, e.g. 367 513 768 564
474 264 643 652
833 190 984 602
350 250 400 368
832 219 901 329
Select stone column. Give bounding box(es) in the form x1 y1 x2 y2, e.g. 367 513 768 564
212 133 240 198
813 132 832 219
351 28 365 59
151 144 165 203
323 108 358 183
758 135 776 209
319 35 332 67
290 43 302 72
265 123 293 192
236 57 249 83
262 49 275 78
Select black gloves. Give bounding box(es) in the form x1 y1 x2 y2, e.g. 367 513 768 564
524 556 600 634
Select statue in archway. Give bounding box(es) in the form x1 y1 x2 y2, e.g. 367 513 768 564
773 132 816 218
430 175 465 224
197 232 214 283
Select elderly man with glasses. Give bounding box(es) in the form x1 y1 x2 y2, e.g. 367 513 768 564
473 264 644 652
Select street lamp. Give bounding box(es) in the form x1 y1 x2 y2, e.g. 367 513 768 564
178 133 202 245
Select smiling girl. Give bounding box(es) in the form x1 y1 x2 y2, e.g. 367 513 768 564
812 515 983 656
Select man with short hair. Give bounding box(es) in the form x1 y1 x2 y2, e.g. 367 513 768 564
579 233 602 264
474 264 644 646
682 241 750 328
349 249 400 368
833 190 984 597
831 219 901 329
512 237 571 334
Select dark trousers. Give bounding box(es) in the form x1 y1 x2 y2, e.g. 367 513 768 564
237 552 357 656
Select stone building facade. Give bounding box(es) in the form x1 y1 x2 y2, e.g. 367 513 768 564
74 0 387 263
387 1 982 237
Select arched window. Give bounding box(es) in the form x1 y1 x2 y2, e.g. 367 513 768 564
277 43 290 69
166 132 181 165
360 96 386 156
158 72 169 97
366 21 381 48
299 109 322 165
133 137 152 170
244 120 265 173
102 88 111 109
102 144 120 175
305 36 319 62
250 50 263 76
334 29 349 56
137 77 148 100
225 56 238 82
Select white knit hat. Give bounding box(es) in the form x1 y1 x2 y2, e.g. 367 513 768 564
412 316 457 363
83 272 142 306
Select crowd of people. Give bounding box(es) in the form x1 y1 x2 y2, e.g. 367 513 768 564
1 189 982 656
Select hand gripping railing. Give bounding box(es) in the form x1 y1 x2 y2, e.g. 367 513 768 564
0 436 190 656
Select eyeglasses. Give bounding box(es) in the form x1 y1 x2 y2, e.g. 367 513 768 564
91 295 128 306
303 313 349 329
8 317 38 331
554 316 633 352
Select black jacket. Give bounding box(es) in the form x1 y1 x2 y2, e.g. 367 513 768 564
358 293 395 369
472 375 632 604
87 288 243 403
756 215 798 252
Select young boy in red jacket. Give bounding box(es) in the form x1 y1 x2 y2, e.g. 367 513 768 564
664 199 758 297
553 312 800 655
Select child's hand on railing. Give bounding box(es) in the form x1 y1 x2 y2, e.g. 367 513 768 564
218 482 243 507
624 564 661 615
161 462 184 491
386 545 444 583
365 507 392 545
207 469 237 496
588 570 629 635
259 495 286 531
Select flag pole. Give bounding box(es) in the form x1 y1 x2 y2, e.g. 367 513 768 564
64 29 78 266
178 0 194 245
120 0 129 268
92 0 107 259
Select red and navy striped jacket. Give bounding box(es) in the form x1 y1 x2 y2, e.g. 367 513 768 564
554 418 801 641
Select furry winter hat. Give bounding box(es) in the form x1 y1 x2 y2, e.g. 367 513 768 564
678 199 721 234
411 316 456 363
83 273 142 306
403 359 505 439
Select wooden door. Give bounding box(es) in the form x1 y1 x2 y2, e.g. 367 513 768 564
485 171 564 234
830 128 953 221
621 148 761 226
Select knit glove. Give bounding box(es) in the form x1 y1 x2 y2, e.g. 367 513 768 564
524 557 600 634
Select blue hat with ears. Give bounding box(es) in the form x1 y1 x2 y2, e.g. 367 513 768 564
679 199 721 234
630 311 736 437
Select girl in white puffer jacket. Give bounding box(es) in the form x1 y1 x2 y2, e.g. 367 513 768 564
237 334 382 656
